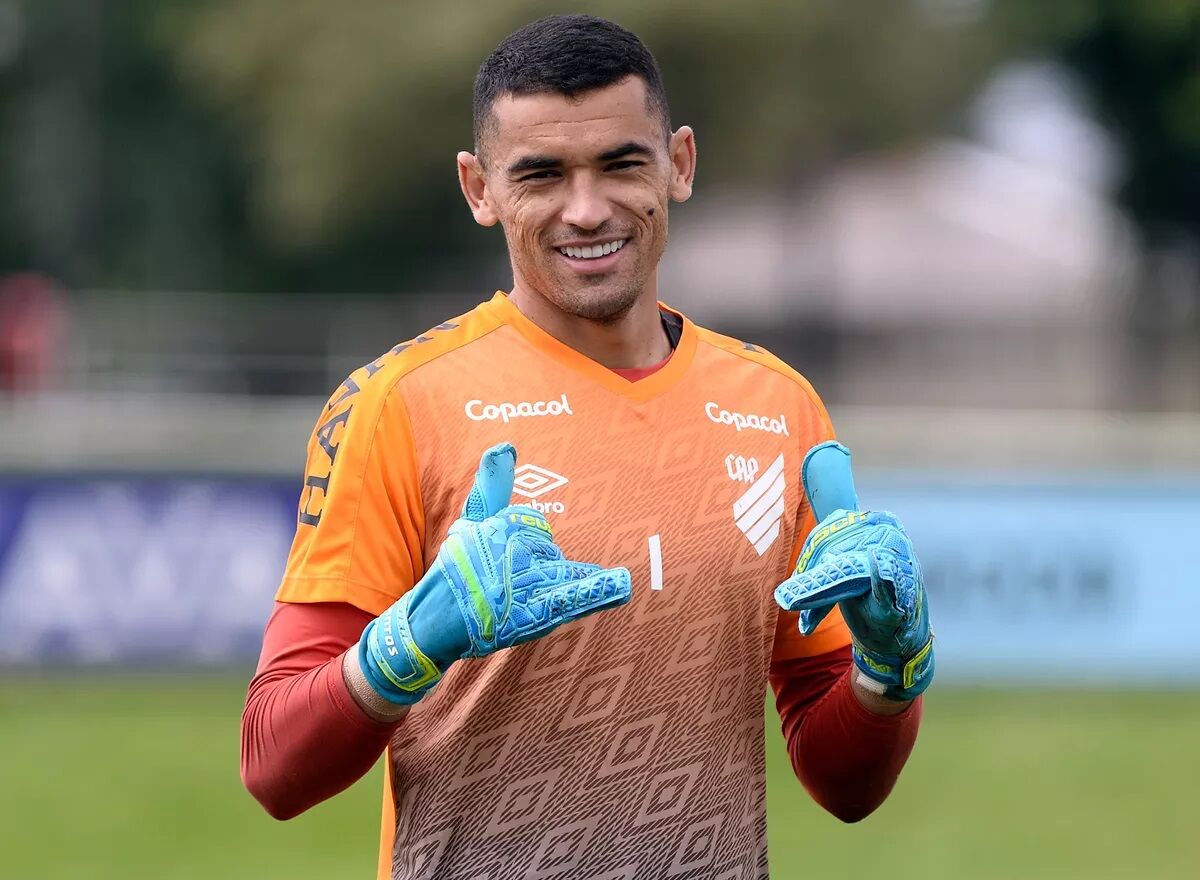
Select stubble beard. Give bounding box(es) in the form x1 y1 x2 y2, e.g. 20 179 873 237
556 276 643 324
514 247 645 325
536 227 667 325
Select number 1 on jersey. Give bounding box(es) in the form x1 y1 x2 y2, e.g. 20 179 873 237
648 534 663 591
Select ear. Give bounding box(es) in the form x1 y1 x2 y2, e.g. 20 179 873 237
667 126 697 203
457 151 499 227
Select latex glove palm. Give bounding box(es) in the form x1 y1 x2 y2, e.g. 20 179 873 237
359 443 632 705
774 442 934 701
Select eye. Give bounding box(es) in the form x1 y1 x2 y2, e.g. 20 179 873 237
606 161 643 172
519 170 559 182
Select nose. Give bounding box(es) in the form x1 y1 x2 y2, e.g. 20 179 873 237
560 173 612 231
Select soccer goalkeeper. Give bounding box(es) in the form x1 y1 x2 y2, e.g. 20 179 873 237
241 15 932 880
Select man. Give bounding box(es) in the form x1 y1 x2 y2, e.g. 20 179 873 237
241 15 933 879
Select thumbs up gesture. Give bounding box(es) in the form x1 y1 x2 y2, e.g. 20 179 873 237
358 443 632 706
774 442 934 701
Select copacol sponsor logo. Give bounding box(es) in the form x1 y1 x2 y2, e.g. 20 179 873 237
705 402 789 436
465 394 573 423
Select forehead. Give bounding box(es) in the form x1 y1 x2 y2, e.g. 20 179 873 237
486 76 662 162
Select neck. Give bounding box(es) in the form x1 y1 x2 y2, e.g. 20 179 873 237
508 279 672 369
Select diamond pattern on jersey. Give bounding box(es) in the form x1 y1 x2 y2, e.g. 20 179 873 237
484 767 562 837
397 827 451 880
666 814 725 876
381 317 835 880
705 670 741 723
449 721 521 790
519 625 586 683
669 621 722 673
527 818 596 879
558 664 634 730
596 714 667 779
587 868 639 880
632 764 702 827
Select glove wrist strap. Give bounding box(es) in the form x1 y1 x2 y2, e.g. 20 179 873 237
358 596 444 706
852 633 935 701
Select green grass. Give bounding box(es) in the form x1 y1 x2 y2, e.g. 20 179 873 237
2 676 1197 879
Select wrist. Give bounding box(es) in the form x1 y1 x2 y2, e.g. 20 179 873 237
341 647 413 723
849 668 914 716
850 632 935 702
357 599 442 706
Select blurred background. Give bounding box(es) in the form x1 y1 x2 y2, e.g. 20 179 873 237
1 1 1198 878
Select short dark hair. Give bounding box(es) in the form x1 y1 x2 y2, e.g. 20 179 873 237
472 14 671 155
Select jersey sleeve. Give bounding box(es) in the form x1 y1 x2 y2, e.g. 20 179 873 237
771 387 852 661
275 379 425 617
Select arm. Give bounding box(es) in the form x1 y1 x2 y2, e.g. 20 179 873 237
240 601 402 820
769 440 932 820
770 646 922 823
244 444 631 819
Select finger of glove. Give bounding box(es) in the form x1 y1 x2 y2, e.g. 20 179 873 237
546 566 632 621
869 546 918 617
515 557 600 585
798 604 833 637
802 441 860 522
774 551 873 611
461 443 516 522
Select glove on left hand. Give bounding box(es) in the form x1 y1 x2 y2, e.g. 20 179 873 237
774 442 934 701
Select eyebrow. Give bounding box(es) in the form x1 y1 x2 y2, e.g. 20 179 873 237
506 154 560 176
505 140 655 177
598 141 654 162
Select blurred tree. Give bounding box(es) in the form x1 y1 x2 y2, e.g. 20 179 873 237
0 1 1196 294
1054 1 1200 241
170 0 1015 266
0 0 259 289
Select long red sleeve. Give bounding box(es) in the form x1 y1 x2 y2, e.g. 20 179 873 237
770 646 923 822
240 601 399 820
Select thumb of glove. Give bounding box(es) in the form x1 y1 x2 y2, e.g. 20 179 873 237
461 442 516 522
792 441 864 636
802 441 861 521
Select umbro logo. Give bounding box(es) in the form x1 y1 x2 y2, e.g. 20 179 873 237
513 464 568 514
731 453 786 555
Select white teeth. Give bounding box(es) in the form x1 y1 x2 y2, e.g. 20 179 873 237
559 239 627 260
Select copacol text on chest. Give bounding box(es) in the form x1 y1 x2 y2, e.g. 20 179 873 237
465 394 573 423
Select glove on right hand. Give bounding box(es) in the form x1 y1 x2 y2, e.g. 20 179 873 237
359 443 632 705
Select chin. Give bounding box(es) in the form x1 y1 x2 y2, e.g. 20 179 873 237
557 282 642 324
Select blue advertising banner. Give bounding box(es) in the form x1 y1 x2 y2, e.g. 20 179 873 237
0 473 1197 682
863 473 1200 685
0 477 297 666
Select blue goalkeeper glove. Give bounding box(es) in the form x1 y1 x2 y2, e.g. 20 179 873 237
358 442 632 706
774 442 934 701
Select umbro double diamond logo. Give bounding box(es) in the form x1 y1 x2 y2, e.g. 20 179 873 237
513 464 568 515
732 453 786 555
512 464 568 498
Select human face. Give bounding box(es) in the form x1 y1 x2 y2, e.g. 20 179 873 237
458 76 695 323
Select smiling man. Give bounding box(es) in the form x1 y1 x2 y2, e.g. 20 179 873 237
241 15 932 880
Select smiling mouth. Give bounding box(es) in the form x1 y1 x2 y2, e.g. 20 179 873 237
556 238 628 261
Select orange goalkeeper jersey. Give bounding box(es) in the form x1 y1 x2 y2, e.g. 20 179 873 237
278 292 850 880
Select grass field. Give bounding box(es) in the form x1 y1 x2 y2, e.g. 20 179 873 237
2 676 1198 880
